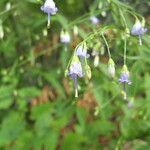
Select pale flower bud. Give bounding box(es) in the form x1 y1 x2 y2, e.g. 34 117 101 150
73 25 78 36
0 21 4 39
108 58 115 78
94 55 99 67
85 65 91 80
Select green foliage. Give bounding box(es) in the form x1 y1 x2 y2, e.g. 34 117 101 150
0 0 150 149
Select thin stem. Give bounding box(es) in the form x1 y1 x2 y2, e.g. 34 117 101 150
101 34 111 58
119 9 127 28
125 9 143 20
124 37 127 65
75 89 78 98
73 77 78 98
123 83 127 100
138 35 142 46
83 26 110 43
47 13 50 28
66 8 108 29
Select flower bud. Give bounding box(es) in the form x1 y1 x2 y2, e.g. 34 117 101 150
108 58 115 78
6 2 11 11
125 28 130 37
94 106 100 116
122 65 129 75
98 2 103 9
90 16 100 25
0 21 4 39
141 17 145 27
85 65 91 80
73 25 78 36
121 90 127 100
100 46 105 55
75 42 89 59
94 55 99 67
64 69 69 77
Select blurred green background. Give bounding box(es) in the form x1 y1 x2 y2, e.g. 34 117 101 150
0 0 150 149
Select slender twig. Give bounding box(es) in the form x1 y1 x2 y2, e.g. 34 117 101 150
101 34 111 58
124 36 127 65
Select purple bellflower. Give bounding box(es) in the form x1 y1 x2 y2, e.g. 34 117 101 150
75 43 89 59
119 65 131 100
90 16 100 25
60 30 71 44
119 72 131 84
41 0 58 28
75 43 90 76
131 19 147 45
68 56 84 97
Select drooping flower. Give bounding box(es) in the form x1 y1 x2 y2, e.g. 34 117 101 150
119 65 131 100
93 55 99 67
60 30 71 44
69 62 83 78
75 43 89 59
90 16 100 25
118 71 131 84
108 58 115 78
41 0 58 28
68 56 84 97
131 18 147 45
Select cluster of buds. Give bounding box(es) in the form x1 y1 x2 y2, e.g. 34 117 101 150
66 42 91 97
40 1 148 103
75 43 91 80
